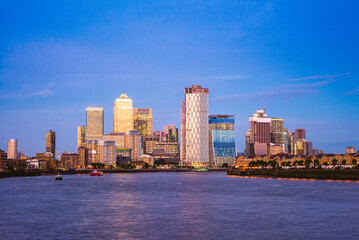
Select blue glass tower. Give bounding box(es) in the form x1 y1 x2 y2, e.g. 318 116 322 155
209 115 236 167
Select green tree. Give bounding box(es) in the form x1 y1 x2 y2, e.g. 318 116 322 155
222 163 229 168
352 159 357 165
298 160 304 166
268 160 278 168
305 159 313 168
287 161 292 166
341 159 347 165
332 159 338 166
314 159 320 166
248 161 256 167
323 161 329 166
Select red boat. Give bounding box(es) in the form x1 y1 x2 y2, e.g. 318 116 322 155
90 170 103 176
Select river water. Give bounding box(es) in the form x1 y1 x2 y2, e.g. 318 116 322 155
0 172 358 240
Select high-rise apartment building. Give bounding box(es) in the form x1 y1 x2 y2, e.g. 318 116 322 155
7 139 18 160
288 131 294 154
283 128 289 153
134 108 153 136
125 131 141 161
77 126 86 148
96 140 116 166
181 85 209 167
208 115 236 167
294 128 306 155
86 107 104 139
245 109 271 156
164 125 178 142
113 94 134 133
46 130 56 157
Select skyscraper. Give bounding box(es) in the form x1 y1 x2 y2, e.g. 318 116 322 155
134 108 153 136
294 128 306 142
86 107 104 139
46 130 56 157
271 118 284 145
113 94 134 133
245 109 271 156
7 139 18 160
181 85 209 167
208 115 236 167
77 126 86 148
294 128 306 155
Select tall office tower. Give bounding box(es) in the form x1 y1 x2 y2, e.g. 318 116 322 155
134 108 153 136
77 126 86 148
0 149 7 170
248 109 271 155
86 107 104 139
181 85 209 167
96 140 116 166
294 128 306 142
208 115 236 167
346 146 356 154
283 128 289 153
288 131 294 154
7 139 18 160
46 130 56 157
125 130 141 161
271 118 284 145
164 125 178 142
113 94 134 133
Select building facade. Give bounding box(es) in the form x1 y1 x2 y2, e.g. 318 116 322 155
208 115 236 167
7 139 18 160
181 85 209 167
271 118 284 145
134 108 153 136
245 109 271 156
164 125 178 142
77 126 86 148
0 149 7 170
346 146 356 154
96 140 116 166
86 107 104 139
46 130 56 157
113 93 134 133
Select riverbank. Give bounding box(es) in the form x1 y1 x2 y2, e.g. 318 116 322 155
0 168 228 179
228 168 359 181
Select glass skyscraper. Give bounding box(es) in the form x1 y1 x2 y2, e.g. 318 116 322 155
209 115 236 167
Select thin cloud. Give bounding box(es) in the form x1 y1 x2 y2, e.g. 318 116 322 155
287 73 350 82
0 89 54 99
344 87 359 96
212 80 332 101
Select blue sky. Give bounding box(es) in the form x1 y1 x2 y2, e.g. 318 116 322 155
1 0 358 156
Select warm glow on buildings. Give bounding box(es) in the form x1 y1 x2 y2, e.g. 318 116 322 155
85 107 104 138
134 108 153 136
113 93 134 133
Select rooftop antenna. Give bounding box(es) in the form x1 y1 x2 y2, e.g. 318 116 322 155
264 106 267 114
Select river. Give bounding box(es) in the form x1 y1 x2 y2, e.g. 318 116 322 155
0 172 358 239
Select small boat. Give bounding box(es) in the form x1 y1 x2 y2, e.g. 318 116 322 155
55 174 63 180
90 170 103 176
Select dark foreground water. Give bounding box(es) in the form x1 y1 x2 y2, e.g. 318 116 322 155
0 172 359 240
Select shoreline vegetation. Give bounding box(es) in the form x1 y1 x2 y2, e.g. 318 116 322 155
228 168 359 181
0 168 227 179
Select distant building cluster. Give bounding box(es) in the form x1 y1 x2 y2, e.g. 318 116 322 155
1 85 358 172
244 108 322 157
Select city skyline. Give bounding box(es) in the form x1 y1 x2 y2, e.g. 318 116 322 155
1 1 359 155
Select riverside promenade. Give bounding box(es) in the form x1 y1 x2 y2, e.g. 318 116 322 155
0 168 227 179
228 168 359 181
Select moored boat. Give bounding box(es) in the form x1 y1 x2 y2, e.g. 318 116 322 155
90 170 104 176
55 174 63 180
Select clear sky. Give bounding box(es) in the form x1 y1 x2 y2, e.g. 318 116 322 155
1 0 358 156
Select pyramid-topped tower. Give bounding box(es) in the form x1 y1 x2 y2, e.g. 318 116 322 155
113 93 134 132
